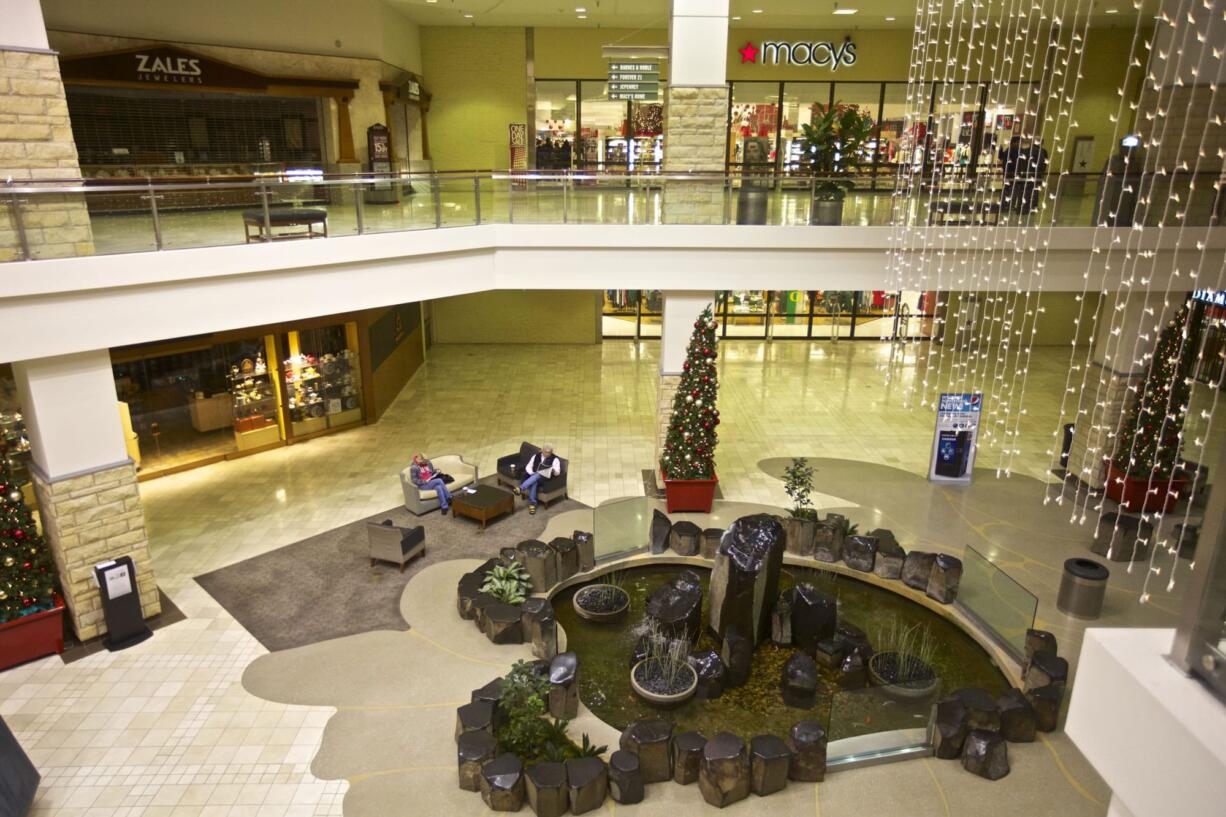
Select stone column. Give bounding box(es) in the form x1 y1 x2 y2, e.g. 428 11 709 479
13 350 159 641
663 0 730 224
0 0 94 261
657 292 717 469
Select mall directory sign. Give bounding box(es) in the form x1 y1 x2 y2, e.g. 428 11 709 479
929 393 982 484
608 61 659 101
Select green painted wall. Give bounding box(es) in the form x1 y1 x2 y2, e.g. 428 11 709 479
942 291 1101 347
430 290 601 344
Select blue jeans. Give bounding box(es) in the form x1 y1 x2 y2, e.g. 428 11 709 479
520 472 544 504
421 477 452 509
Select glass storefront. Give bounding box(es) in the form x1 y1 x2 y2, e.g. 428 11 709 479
534 80 665 172
729 82 782 172
535 80 577 170
601 290 663 337
281 324 364 437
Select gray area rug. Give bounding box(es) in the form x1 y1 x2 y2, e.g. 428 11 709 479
196 485 589 651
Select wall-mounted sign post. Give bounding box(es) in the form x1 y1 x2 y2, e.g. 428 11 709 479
929 393 982 484
608 62 660 101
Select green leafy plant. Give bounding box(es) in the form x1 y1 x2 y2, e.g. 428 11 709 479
783 457 817 520
835 517 859 538
571 734 607 758
875 617 939 684
635 618 695 693
796 102 875 201
481 563 532 605
495 661 552 758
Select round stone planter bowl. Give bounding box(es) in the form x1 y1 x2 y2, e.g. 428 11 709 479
867 651 941 701
630 659 698 705
572 584 630 623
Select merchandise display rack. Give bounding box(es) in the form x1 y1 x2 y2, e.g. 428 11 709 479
319 349 362 428
282 353 328 436
229 355 280 451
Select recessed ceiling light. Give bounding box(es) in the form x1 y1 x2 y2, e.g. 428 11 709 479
577 14 587 18
833 8 859 14
575 6 586 11
1105 7 1118 12
885 16 896 21
732 15 741 20
752 9 763 13
426 0 436 3
463 12 473 17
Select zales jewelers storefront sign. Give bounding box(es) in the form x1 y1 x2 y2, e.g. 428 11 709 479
738 39 858 71
61 45 273 90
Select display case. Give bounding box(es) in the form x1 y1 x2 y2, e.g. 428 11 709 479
319 349 363 428
282 353 328 436
282 322 363 437
229 353 280 450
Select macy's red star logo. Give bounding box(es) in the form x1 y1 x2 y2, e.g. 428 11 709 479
739 41 758 63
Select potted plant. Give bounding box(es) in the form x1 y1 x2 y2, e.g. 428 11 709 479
572 573 630 623
630 621 697 705
782 457 818 555
795 102 875 225
495 660 607 763
481 563 532 606
0 446 65 672
868 619 940 701
1105 301 1201 512
661 305 721 513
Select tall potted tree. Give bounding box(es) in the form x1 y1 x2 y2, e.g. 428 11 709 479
796 102 875 225
0 446 65 671
661 305 720 513
1105 300 1201 512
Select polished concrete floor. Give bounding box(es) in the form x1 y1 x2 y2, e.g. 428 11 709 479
0 340 1183 816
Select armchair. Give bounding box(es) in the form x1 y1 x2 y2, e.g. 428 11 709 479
399 454 478 515
495 441 569 506
366 520 425 572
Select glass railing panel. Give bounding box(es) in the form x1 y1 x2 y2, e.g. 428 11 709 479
77 188 154 256
434 176 480 227
153 182 267 251
592 496 652 561
955 545 1038 661
359 175 430 234
827 680 940 762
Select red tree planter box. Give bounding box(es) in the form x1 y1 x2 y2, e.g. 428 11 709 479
663 476 719 514
1104 463 1186 513
0 595 65 672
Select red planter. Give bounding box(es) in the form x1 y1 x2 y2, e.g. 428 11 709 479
663 475 719 513
0 595 65 672
1104 463 1187 513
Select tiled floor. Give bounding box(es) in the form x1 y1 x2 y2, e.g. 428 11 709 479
0 340 1160 815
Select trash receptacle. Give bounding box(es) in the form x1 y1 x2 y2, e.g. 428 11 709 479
1057 557 1109 619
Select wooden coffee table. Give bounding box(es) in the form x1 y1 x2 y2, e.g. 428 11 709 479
451 484 515 530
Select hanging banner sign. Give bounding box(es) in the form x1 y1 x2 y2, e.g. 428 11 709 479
608 61 661 101
929 393 982 484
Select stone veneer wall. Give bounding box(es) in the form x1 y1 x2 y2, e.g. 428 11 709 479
662 86 730 225
1065 362 1140 490
0 48 94 261
655 374 682 471
32 462 160 641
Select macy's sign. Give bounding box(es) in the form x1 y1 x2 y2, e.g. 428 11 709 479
738 39 857 71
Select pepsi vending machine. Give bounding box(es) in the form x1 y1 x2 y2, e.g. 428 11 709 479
929 394 982 484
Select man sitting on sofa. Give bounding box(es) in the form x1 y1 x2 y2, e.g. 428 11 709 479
409 452 452 515
513 444 561 515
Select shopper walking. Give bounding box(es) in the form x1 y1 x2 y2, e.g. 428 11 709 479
513 444 561 515
409 453 452 515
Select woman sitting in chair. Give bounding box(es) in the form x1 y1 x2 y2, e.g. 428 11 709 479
513 444 560 515
409 452 452 515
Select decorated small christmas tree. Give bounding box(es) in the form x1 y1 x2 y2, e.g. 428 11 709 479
1111 300 1200 481
660 305 720 480
0 446 57 624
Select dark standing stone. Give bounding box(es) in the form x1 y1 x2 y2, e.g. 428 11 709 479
836 622 874 660
771 589 794 645
521 599 557 661
645 569 704 641
547 653 579 720
573 530 596 572
962 730 1010 780
650 509 672 554
551 537 580 582
997 689 1037 743
689 649 728 699
1022 629 1059 678
471 593 498 632
608 750 644 804
699 732 751 808
843 535 879 572
721 627 753 688
791 583 838 651
457 730 497 791
499 547 521 566
784 516 817 557
901 551 937 592
619 719 673 783
701 528 724 559
954 688 1001 732
520 540 558 593
483 602 525 645
670 520 702 556
837 650 867 689
813 517 842 563
932 697 969 759
750 735 792 796
1026 684 1063 732
781 652 819 708
565 757 608 815
926 554 963 603
480 753 525 812
872 530 906 580
457 572 485 620
1024 651 1069 692
786 720 827 782
471 678 503 706
455 700 494 741
814 638 849 670
525 762 568 817
708 514 786 646
672 731 707 784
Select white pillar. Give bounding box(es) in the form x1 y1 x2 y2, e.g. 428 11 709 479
656 291 717 466
0 0 51 51
12 350 159 640
669 0 729 88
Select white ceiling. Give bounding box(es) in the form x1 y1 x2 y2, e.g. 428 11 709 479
386 0 1153 29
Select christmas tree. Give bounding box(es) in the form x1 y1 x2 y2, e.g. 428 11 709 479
1112 300 1201 480
0 446 57 624
660 305 720 480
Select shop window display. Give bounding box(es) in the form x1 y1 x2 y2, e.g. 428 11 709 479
535 80 577 170
729 83 781 171
282 324 363 437
779 83 832 177
876 83 915 187
929 84 987 173
579 81 628 170
721 290 770 337
229 345 281 452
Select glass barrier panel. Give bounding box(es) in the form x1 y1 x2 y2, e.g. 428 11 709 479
434 176 479 227
827 680 940 752
956 545 1038 660
592 496 652 561
153 183 267 251
76 189 154 256
360 175 426 234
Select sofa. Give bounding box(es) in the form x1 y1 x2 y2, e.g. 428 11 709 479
399 454 478 515
366 520 425 572
495 442 568 506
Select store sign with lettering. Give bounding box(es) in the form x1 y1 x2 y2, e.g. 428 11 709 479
1194 289 1226 307
608 61 661 101
60 46 271 90
738 39 858 71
